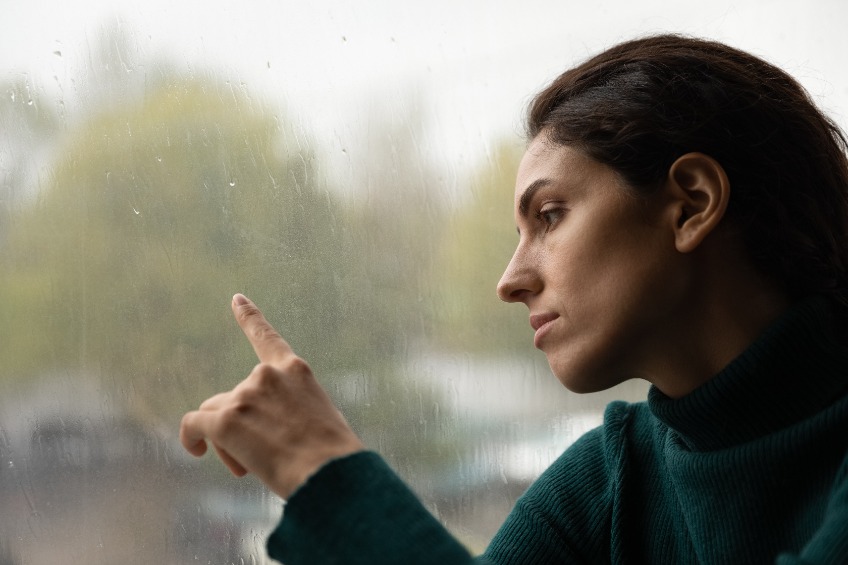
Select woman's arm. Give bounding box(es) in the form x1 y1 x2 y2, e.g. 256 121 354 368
267 451 481 565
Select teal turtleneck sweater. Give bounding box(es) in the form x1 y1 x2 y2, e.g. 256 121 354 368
267 297 848 564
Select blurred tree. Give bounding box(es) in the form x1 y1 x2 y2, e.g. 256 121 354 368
0 37 457 453
0 26 480 503
0 72 356 419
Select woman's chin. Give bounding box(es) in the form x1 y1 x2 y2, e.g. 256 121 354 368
549 359 626 394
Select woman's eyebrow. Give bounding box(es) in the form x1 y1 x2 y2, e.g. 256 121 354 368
518 178 552 217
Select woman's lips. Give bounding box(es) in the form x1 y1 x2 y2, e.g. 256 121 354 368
530 313 560 348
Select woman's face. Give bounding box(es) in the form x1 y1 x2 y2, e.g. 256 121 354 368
497 138 687 393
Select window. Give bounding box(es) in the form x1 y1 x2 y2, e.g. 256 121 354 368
1 3 845 563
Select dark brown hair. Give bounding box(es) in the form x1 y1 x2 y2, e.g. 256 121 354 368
529 34 848 305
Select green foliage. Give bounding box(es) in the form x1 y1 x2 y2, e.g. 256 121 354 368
0 74 358 417
0 36 529 476
0 66 459 442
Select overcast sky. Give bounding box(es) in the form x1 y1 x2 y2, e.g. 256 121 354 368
3 0 848 180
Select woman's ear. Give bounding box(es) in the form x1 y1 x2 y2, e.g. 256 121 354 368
664 152 730 253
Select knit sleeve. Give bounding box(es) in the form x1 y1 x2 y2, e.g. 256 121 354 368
776 452 848 565
265 420 618 564
266 450 495 565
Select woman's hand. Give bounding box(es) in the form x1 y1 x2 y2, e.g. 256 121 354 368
179 294 365 499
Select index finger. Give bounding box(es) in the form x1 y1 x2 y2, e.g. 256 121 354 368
231 293 293 363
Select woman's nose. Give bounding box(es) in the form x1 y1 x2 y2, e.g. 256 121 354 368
496 247 539 303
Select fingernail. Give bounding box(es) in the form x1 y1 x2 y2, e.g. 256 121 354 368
233 293 249 306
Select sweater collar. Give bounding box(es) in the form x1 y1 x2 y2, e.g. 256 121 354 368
647 296 848 452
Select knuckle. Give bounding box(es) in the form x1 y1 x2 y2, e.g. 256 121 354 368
245 363 286 393
280 355 311 378
247 357 311 383
198 393 222 411
213 411 235 438
232 383 258 404
251 362 279 384
216 402 249 435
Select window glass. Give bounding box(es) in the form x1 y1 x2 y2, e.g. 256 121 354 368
1 2 846 562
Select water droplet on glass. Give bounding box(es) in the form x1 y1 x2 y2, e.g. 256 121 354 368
53 50 62 57
7 460 13 469
132 207 140 215
156 156 162 162
229 180 236 187
27 100 33 106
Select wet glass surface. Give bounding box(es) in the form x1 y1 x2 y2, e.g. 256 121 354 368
1 2 846 562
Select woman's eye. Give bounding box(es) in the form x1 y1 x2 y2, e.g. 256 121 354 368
536 207 565 230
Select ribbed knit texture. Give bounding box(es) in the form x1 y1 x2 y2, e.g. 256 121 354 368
267 450 473 564
268 297 848 564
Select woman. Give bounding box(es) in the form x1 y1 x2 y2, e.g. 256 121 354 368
180 35 848 563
